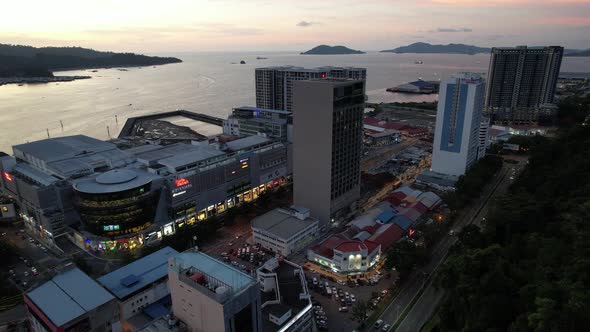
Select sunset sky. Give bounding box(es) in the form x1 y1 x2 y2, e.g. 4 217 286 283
1 0 589 52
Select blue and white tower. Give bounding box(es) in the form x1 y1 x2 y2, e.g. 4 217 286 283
432 73 485 176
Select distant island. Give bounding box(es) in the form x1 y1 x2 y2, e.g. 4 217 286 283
301 45 365 55
565 49 590 57
381 42 491 55
0 44 182 79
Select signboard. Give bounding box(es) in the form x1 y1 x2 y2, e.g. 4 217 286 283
2 171 13 182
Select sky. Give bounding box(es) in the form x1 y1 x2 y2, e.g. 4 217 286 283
1 0 589 52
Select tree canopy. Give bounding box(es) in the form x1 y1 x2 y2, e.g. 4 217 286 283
436 99 590 331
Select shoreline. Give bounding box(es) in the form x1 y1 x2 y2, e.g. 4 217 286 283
0 76 91 87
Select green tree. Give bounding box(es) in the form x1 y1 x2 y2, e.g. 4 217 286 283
351 300 369 325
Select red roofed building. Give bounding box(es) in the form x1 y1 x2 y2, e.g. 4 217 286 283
401 127 429 137
308 235 381 274
384 191 407 206
408 201 429 214
369 224 404 251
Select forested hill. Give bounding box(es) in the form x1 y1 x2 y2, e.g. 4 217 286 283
437 95 590 331
0 44 182 77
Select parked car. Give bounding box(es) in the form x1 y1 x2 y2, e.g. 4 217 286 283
338 306 348 312
374 320 384 328
382 324 391 331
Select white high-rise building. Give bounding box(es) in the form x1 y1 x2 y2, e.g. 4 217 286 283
432 73 485 176
478 117 491 160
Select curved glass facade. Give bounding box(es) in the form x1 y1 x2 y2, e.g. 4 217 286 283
74 183 158 237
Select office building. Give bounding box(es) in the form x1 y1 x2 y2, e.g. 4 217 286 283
0 134 289 252
97 247 179 332
293 80 365 224
223 106 292 142
432 73 485 176
251 207 319 257
24 267 119 332
485 46 564 124
255 66 366 112
168 249 262 332
257 258 313 332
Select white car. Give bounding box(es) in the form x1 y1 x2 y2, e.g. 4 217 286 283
374 319 383 328
382 324 391 331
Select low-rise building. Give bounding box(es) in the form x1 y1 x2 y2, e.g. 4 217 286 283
257 258 313 332
251 207 319 257
168 249 262 332
307 234 381 277
223 106 292 142
97 247 179 332
24 267 119 332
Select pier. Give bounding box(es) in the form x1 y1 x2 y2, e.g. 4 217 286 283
118 110 224 138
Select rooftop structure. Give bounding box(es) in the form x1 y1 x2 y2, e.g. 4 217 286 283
168 249 262 332
98 246 178 300
251 207 318 241
223 106 292 142
257 258 313 332
25 267 118 331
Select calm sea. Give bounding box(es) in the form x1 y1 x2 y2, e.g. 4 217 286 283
1 51 589 152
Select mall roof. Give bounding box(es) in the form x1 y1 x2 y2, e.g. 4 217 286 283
26 267 114 327
173 250 256 297
157 144 226 170
13 135 116 163
97 247 178 300
224 135 272 152
251 208 317 240
73 168 159 194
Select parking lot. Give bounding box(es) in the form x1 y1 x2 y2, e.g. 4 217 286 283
305 270 397 332
0 225 60 292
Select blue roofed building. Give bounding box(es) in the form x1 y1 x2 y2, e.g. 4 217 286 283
376 208 397 224
97 246 178 332
24 266 119 332
392 215 413 231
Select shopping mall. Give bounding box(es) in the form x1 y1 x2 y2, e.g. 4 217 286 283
0 134 290 253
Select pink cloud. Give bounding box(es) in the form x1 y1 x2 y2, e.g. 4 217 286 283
429 0 590 5
535 16 590 26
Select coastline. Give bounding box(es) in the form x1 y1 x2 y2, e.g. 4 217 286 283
0 76 91 87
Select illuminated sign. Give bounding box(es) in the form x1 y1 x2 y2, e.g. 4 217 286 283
409 229 415 237
172 191 186 197
3 171 13 182
175 178 190 187
103 225 120 231
321 73 326 78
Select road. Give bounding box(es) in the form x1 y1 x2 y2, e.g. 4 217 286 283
363 160 520 332
394 160 524 332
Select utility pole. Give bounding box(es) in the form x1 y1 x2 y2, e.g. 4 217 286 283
46 128 50 138
106 125 111 138
60 120 64 131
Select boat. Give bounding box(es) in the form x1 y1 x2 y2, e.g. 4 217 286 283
414 60 424 64
256 57 268 60
240 60 246 64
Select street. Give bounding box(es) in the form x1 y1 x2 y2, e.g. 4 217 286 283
394 159 524 332
364 159 522 332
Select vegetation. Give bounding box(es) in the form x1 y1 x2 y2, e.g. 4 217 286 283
351 300 370 325
435 98 590 331
0 242 20 305
301 45 365 55
72 254 93 275
380 42 491 55
385 240 429 280
391 101 438 111
0 43 182 77
442 155 503 210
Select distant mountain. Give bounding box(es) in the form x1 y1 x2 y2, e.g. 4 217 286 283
301 45 365 55
0 44 182 77
565 49 590 57
381 42 491 55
